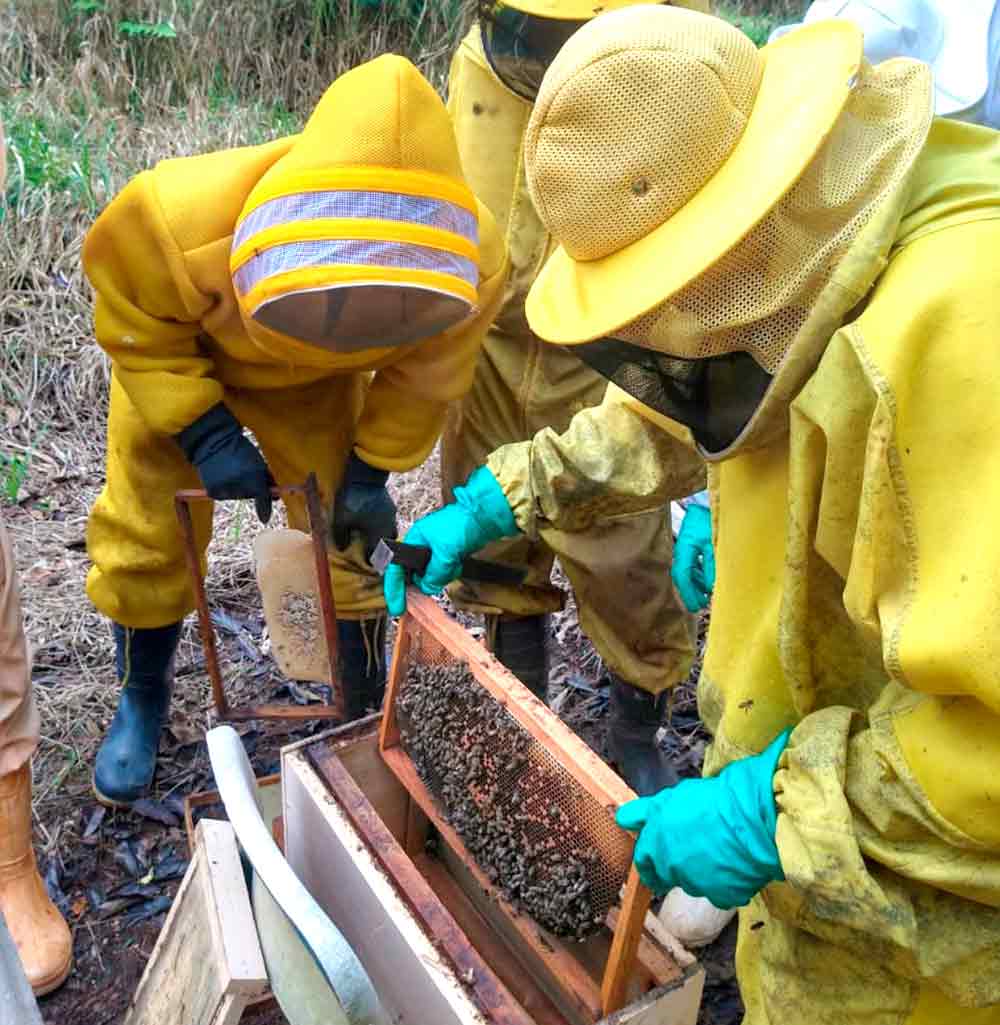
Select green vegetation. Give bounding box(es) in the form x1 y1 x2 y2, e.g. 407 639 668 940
715 1 806 45
0 451 29 504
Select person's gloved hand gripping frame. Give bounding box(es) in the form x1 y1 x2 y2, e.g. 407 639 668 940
175 402 274 524
333 451 398 561
383 466 519 615
616 730 790 909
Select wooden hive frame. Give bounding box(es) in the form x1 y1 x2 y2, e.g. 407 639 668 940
378 591 653 1021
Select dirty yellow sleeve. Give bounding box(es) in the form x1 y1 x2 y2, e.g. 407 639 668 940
486 387 704 537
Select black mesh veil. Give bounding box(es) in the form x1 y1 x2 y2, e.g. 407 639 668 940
570 337 772 454
478 2 587 100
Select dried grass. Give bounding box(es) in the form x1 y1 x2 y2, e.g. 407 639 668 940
0 0 470 826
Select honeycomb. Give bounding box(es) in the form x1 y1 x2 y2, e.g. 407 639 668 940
395 625 632 940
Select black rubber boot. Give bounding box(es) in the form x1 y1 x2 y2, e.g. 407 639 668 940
489 614 549 702
607 676 679 796
93 622 182 808
338 617 387 721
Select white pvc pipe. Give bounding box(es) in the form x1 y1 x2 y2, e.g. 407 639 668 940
206 725 385 1025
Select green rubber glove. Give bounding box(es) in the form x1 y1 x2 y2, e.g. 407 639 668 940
383 466 518 616
671 504 715 612
616 730 791 909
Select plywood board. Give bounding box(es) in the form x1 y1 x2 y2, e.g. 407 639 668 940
123 820 267 1025
282 748 491 1025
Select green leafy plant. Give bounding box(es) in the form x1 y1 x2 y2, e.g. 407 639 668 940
1 104 118 213
1 453 30 505
117 19 177 39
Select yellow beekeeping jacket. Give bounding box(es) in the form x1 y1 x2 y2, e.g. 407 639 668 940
82 136 506 473
487 118 1000 1016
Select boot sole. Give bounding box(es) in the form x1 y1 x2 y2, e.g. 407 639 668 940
32 956 72 997
91 777 135 810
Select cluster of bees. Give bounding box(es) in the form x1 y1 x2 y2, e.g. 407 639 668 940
398 659 607 939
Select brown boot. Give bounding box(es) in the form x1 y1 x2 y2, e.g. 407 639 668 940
0 764 71 995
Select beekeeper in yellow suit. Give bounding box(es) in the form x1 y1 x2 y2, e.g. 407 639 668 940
442 0 708 795
386 7 1000 1021
83 55 506 807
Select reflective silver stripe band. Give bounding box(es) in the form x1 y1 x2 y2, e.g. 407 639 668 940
233 238 479 298
234 190 479 252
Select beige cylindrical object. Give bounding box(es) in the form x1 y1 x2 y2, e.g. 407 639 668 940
254 529 331 684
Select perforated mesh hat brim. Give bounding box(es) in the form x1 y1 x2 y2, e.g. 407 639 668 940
613 58 932 374
523 12 866 344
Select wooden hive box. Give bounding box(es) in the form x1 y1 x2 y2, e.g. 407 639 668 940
282 596 704 1025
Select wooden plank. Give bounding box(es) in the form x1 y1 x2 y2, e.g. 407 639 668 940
0 911 42 1025
405 795 431 857
600 869 651 1016
605 908 683 989
123 820 266 1025
378 617 411 751
200 820 269 996
378 746 603 1024
312 744 536 1025
414 853 567 1025
283 749 491 1025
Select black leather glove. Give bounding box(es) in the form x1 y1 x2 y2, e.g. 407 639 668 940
333 452 397 560
175 403 273 524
